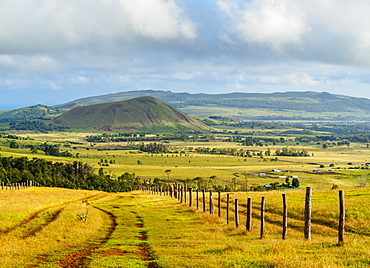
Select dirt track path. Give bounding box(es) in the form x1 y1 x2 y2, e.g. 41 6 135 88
58 206 118 268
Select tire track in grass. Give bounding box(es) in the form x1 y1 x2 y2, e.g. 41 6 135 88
58 205 117 268
21 208 64 239
1 193 104 236
132 211 160 268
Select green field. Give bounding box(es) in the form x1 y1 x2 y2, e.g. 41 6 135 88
1 131 369 191
1 129 370 267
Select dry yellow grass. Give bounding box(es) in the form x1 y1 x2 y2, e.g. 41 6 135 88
0 187 112 267
1 188 370 267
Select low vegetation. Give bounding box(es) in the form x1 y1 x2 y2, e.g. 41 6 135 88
1 187 370 267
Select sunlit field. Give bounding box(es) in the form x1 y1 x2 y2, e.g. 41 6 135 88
1 187 370 267
2 132 370 191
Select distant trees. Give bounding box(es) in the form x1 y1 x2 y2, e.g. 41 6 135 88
292 178 300 188
0 156 143 192
275 147 309 157
9 141 19 148
139 142 168 153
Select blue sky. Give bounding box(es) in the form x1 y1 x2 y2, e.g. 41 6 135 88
2 0 370 109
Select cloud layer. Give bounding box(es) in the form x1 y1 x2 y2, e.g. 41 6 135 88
1 0 370 108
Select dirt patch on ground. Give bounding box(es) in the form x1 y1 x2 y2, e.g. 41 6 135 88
134 213 160 268
59 206 117 268
99 248 128 256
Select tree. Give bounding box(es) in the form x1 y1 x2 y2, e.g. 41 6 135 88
292 178 300 188
165 169 171 180
30 145 38 154
9 141 19 148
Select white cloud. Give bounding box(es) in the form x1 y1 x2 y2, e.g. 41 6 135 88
219 0 370 65
71 75 90 85
0 0 196 55
0 55 63 73
43 80 61 91
108 75 132 84
171 72 194 80
287 73 320 86
237 0 309 51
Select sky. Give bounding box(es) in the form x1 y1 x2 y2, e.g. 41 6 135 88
2 0 370 110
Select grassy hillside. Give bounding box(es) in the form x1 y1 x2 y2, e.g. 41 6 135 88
3 90 370 122
51 96 210 133
0 104 60 120
54 90 370 121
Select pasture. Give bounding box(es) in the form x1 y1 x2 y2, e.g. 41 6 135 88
0 187 370 267
1 131 369 190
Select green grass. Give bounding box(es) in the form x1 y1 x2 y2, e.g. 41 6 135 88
2 188 370 267
2 134 370 190
88 190 370 267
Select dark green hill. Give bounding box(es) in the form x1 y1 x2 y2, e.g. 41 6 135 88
51 96 210 133
4 90 370 122
0 105 60 120
54 90 370 121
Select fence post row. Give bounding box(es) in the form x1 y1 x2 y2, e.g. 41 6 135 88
148 185 346 244
0 180 40 190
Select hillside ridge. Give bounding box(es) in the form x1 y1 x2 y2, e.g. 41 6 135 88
51 96 209 132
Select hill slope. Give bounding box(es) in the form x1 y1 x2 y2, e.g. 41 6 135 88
0 105 60 120
52 96 210 132
54 90 370 121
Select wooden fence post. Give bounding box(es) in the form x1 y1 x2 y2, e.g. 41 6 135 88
202 189 206 212
189 188 193 207
304 187 312 240
246 197 252 232
338 190 345 246
209 190 213 214
260 196 265 239
218 191 221 217
235 198 239 228
226 194 230 224
282 193 287 240
174 183 177 199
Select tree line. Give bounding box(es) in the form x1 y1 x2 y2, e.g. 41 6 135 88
0 156 147 192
